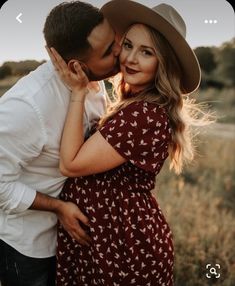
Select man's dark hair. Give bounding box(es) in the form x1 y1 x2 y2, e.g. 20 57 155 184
43 1 104 62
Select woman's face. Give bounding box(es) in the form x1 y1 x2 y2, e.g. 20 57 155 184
119 24 158 93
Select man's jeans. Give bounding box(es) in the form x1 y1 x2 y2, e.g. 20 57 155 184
0 240 56 286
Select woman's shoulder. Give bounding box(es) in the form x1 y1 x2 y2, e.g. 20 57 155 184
119 100 168 120
106 100 169 134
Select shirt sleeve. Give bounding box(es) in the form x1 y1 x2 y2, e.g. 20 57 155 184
84 80 107 139
99 101 171 173
0 96 47 214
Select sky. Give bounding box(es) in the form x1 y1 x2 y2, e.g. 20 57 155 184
0 0 234 64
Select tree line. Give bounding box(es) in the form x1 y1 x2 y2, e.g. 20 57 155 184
0 38 234 89
0 60 45 79
194 38 235 89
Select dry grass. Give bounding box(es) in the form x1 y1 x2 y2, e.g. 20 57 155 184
1 77 234 285
154 133 235 285
194 88 235 124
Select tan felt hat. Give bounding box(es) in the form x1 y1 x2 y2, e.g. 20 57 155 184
101 0 201 93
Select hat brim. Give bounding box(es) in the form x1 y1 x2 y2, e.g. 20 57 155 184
101 0 201 94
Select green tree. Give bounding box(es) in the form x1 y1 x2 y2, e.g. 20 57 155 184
194 47 217 74
215 39 235 86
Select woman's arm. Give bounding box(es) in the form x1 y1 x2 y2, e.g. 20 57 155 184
59 87 88 170
48 48 126 177
60 88 126 177
60 130 126 177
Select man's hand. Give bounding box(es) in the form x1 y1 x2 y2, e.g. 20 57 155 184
55 200 91 246
30 192 91 246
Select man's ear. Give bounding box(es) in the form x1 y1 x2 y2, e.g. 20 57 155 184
67 59 78 73
68 59 89 75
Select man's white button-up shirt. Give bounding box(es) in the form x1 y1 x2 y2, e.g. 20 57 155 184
0 61 107 258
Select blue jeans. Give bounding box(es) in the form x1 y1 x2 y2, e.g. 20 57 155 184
0 240 56 286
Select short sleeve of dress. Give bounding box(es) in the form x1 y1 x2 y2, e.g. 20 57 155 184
99 101 172 173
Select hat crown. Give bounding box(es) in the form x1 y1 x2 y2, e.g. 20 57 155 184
153 4 186 38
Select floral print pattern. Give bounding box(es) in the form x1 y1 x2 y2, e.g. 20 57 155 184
56 101 174 285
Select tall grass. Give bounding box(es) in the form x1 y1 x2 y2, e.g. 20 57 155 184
154 133 235 285
1 78 234 285
194 88 235 124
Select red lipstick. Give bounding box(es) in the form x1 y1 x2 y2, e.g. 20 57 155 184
125 66 139 74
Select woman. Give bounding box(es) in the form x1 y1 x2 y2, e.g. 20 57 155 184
49 1 210 285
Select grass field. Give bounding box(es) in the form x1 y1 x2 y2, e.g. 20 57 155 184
0 76 234 285
155 129 235 285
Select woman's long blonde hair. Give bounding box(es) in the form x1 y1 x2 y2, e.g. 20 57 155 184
99 25 213 174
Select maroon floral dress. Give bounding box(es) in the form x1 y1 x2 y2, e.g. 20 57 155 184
56 101 174 286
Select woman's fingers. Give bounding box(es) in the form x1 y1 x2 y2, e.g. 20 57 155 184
46 46 59 71
49 47 82 78
50 47 68 72
45 46 88 89
46 46 68 77
74 62 88 83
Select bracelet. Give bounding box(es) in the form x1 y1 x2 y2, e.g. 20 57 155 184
70 98 84 103
70 88 89 103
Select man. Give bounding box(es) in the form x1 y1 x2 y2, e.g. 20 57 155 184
0 1 120 285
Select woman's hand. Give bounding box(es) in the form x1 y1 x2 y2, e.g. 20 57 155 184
46 46 89 92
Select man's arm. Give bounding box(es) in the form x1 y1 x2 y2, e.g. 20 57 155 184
0 97 45 213
0 96 90 244
30 192 90 245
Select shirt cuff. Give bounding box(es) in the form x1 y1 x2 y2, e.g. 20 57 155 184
17 188 37 213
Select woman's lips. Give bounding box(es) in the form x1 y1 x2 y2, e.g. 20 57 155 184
125 66 139 74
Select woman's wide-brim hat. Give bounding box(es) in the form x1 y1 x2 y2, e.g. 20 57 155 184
101 0 201 94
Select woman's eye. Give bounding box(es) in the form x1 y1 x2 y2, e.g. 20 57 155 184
123 42 132 49
142 50 153 56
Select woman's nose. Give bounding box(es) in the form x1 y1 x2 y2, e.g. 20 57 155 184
126 50 138 64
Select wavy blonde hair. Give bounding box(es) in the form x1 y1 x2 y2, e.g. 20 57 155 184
99 25 213 174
